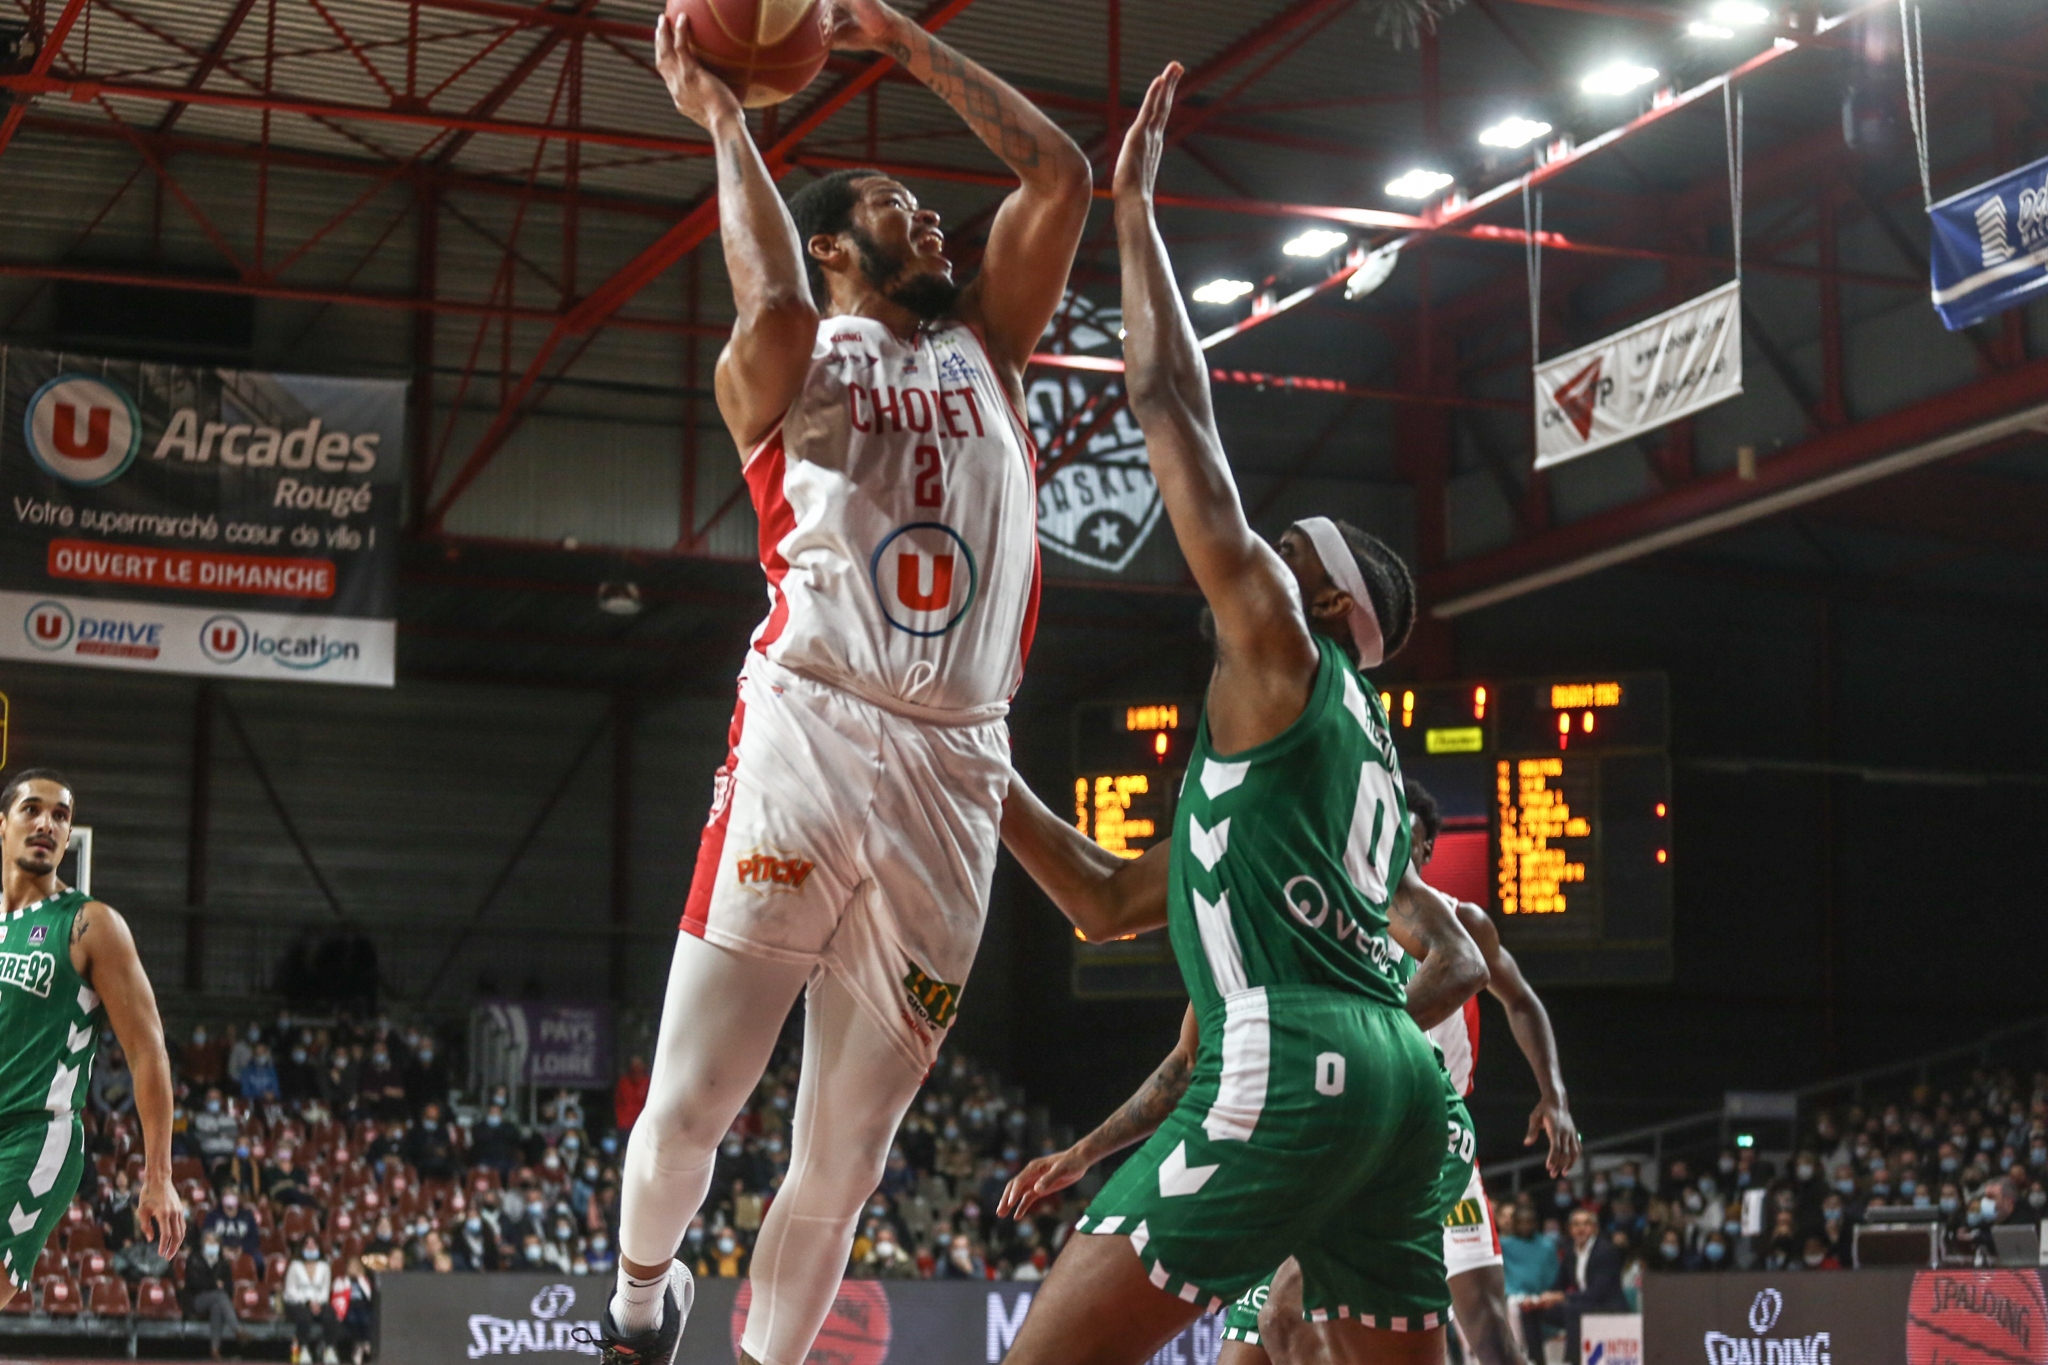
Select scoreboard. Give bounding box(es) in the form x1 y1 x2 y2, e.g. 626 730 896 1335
1064 675 1672 993
1390 674 1673 985
1067 699 1194 997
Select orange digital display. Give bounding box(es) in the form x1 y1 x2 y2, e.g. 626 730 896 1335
1496 757 1592 916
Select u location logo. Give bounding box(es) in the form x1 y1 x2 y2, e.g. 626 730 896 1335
200 614 248 664
869 522 977 637
24 600 74 651
25 374 141 487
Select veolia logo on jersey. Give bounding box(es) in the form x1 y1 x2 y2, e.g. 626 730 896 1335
24 374 142 487
870 522 978 637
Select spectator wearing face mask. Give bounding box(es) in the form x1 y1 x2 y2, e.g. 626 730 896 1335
1799 1234 1840 1271
1788 1149 1827 1227
469 1103 522 1174
1699 1230 1733 1271
182 1234 243 1360
405 1037 449 1110
1650 1227 1689 1272
581 1229 616 1276
358 1043 407 1122
856 1222 917 1279
941 1230 986 1281
196 1187 263 1277
335 1254 377 1365
90 1040 136 1117
707 1228 747 1278
458 1211 500 1271
537 1218 575 1273
285 1238 343 1363
239 1043 281 1105
1952 1177 2017 1263
277 1036 321 1103
183 1024 228 1088
192 1086 238 1173
214 1139 262 1201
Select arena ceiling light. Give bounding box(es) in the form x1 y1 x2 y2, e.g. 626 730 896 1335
1478 116 1554 148
1580 62 1659 96
1385 168 1455 200
1710 0 1772 23
1687 20 1736 37
1283 228 1350 257
1191 279 1256 305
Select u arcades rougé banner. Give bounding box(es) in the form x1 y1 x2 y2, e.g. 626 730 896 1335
0 348 402 686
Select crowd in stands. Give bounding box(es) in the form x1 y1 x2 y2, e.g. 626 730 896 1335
1494 1066 2048 1359
18 1009 1077 1359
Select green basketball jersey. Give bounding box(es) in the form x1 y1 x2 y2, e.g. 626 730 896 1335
0 889 103 1128
1168 634 1412 1018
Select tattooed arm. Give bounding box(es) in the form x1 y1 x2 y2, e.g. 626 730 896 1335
997 1007 1200 1220
825 0 1091 382
1386 862 1489 1031
71 901 185 1257
653 14 817 451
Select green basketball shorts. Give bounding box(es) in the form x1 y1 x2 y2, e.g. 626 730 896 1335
1078 986 1451 1329
0 1111 85 1290
1217 1086 1480 1342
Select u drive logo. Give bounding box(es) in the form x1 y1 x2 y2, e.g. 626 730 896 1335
24 374 142 487
869 522 977 637
25 601 74 651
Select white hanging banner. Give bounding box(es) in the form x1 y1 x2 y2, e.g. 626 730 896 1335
1533 280 1743 470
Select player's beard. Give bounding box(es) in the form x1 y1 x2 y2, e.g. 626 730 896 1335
852 227 960 321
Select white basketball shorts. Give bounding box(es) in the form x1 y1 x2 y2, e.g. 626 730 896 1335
682 654 1009 1074
1444 1163 1504 1277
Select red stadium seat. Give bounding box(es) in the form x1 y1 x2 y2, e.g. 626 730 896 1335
33 1246 63 1280
69 1246 112 1281
330 1233 366 1263
134 1276 180 1321
260 1227 288 1260
233 1252 257 1284
37 1274 81 1317
281 1206 317 1243
468 1168 500 1196
85 1274 131 1318
233 1278 274 1322
170 1251 188 1289
1 1282 31 1316
93 1154 115 1179
63 1222 105 1252
262 1257 287 1295
172 1157 205 1185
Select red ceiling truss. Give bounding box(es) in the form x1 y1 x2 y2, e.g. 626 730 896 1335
0 0 2043 617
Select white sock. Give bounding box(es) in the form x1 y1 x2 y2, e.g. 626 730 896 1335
611 1266 666 1336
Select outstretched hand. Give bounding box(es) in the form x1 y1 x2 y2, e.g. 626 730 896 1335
1527 1096 1581 1178
1112 62 1181 203
654 12 743 130
997 1147 1091 1221
821 0 901 52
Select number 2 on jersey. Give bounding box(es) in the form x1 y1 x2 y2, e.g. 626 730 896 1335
913 443 943 507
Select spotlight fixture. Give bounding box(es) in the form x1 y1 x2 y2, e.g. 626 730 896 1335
1191 279 1255 305
1710 0 1771 22
597 581 644 616
1478 116 1553 148
1283 228 1350 257
1384 168 1454 200
1580 62 1659 96
1687 20 1735 37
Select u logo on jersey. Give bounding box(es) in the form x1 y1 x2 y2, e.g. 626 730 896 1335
869 522 978 637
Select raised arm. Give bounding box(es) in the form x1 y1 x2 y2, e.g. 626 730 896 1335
998 1006 1198 1220
1458 902 1579 1176
1386 863 1489 1031
73 901 185 1257
655 15 818 452
1114 67 1318 743
1000 771 1170 943
826 0 1091 380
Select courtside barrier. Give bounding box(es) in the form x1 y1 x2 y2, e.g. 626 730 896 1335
379 1273 1231 1364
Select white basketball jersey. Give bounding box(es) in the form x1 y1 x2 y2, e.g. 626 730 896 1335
1429 995 1480 1099
743 316 1041 716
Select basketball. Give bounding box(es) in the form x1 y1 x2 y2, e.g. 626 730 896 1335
1906 1271 2048 1365
668 0 829 107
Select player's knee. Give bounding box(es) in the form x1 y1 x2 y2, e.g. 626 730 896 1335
629 1093 725 1170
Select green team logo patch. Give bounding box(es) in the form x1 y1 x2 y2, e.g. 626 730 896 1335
0 949 57 999
901 964 962 1029
1444 1197 1486 1228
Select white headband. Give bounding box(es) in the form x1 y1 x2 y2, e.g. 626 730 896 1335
1293 516 1385 669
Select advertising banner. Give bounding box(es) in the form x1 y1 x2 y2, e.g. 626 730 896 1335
1930 152 2048 330
0 348 402 685
1644 1265 2048 1365
1580 1311 1642 1365
1533 280 1742 470
379 1275 1230 1364
481 1002 614 1088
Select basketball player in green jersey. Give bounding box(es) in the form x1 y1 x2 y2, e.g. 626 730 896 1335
0 770 184 1303
992 65 1485 1365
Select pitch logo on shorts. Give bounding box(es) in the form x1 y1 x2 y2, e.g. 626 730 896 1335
902 962 961 1030
733 850 815 893
24 601 74 652
870 522 977 636
24 374 142 487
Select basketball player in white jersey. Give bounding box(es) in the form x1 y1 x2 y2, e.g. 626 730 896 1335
997 777 1578 1365
600 5 1090 1365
